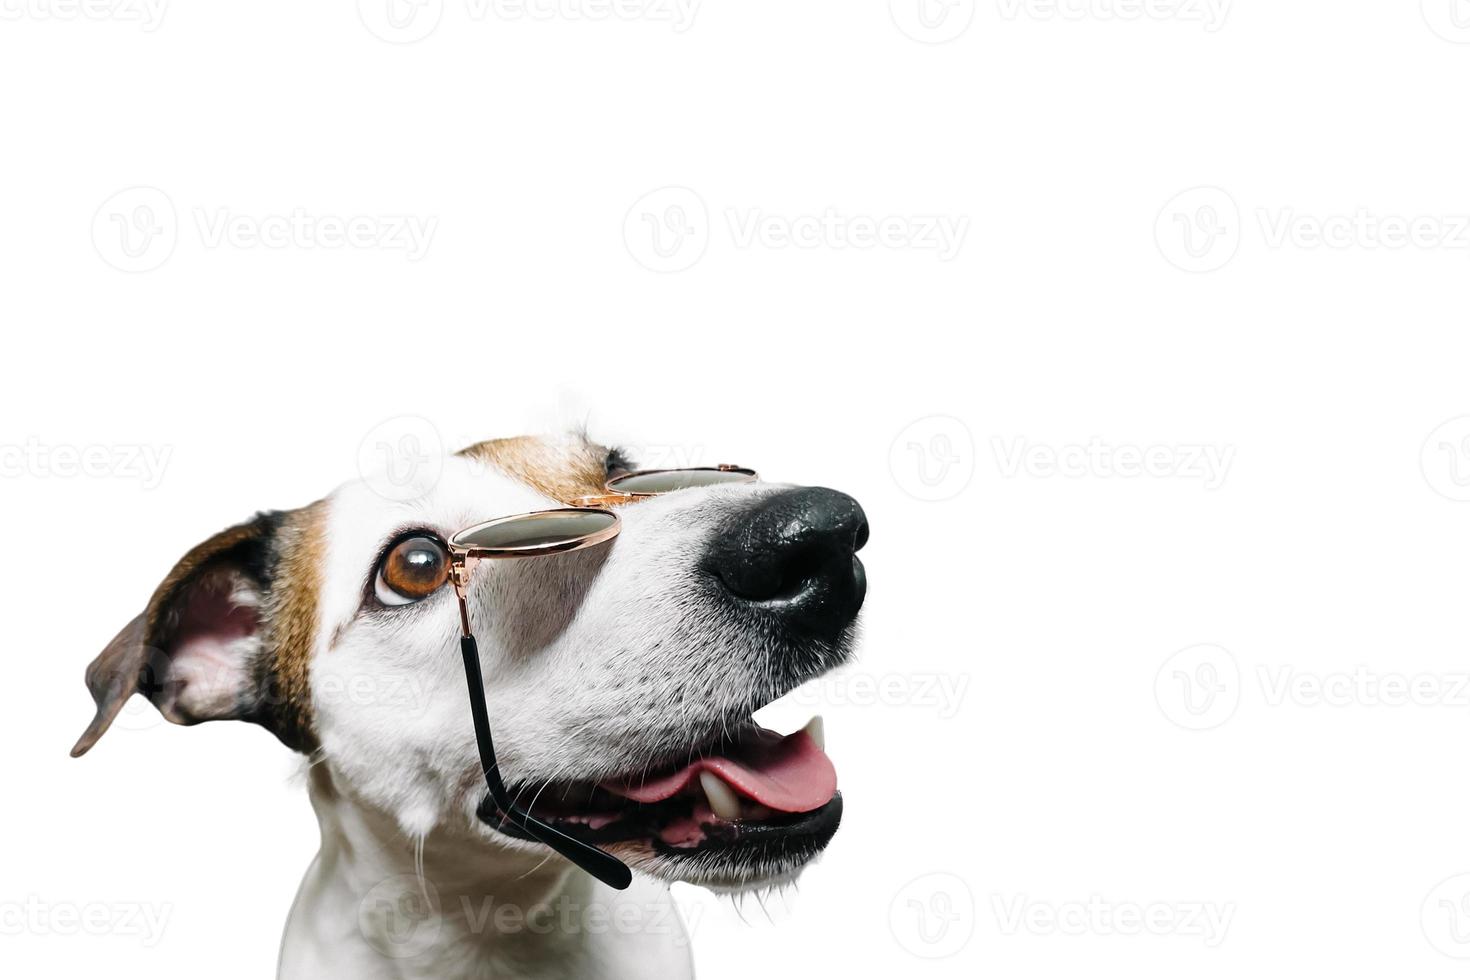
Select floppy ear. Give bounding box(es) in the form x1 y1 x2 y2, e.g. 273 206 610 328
70 511 284 757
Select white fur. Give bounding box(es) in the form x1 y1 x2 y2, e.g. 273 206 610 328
278 449 829 978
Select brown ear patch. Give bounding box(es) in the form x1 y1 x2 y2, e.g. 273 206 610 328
458 435 617 504
257 500 328 753
70 614 149 757
72 504 330 757
70 511 281 757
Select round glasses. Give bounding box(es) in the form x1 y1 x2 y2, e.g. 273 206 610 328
447 464 758 892
448 465 758 560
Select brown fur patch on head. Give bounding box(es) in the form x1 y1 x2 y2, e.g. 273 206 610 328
259 500 329 753
457 435 619 504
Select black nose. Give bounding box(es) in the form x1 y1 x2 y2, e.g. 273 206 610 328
706 487 868 637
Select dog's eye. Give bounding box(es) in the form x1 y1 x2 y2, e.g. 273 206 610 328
375 535 449 606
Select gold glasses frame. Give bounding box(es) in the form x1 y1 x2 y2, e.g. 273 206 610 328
443 464 758 890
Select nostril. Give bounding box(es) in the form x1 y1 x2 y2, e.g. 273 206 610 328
853 517 869 552
712 549 778 602
773 545 834 601
716 544 825 603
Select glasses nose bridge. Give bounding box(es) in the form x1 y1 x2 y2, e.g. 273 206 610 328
591 464 758 502
568 490 646 508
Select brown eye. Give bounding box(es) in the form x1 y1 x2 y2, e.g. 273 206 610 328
374 535 449 606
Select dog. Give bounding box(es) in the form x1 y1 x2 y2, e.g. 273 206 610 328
71 432 868 978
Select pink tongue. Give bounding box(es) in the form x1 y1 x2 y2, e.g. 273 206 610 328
603 728 836 814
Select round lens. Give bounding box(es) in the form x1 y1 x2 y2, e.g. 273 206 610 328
607 467 757 495
451 510 618 554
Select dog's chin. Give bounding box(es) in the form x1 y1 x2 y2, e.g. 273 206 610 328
626 799 846 899
480 794 842 893
478 716 843 893
618 793 842 892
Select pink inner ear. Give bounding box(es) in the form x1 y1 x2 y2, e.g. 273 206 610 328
162 578 262 722
177 584 259 641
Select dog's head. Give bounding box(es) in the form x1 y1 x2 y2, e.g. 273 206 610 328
73 433 868 891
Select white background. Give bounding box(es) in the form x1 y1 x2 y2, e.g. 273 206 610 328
5 1 1470 976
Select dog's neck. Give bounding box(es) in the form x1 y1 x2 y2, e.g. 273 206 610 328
277 765 694 980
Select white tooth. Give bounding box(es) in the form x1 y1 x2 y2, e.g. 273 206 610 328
802 715 825 751
699 771 743 822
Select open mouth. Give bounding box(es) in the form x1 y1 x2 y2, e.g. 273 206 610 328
481 718 841 869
